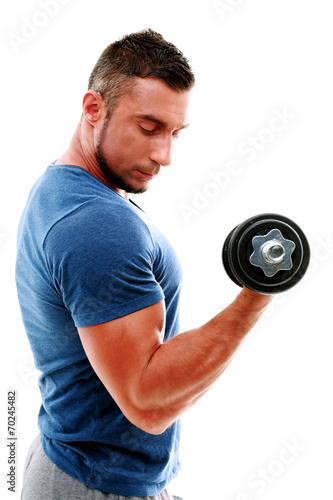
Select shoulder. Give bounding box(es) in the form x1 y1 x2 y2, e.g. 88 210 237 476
44 195 155 263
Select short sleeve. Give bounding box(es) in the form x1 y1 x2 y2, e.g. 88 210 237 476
43 201 164 327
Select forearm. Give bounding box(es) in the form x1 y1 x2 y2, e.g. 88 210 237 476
136 288 273 434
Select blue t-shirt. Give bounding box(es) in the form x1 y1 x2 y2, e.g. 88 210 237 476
15 164 183 496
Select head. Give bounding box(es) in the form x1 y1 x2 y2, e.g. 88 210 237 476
88 28 195 115
84 29 195 195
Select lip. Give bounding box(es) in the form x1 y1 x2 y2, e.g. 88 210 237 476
137 170 156 180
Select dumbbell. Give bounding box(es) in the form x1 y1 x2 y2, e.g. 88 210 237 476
222 213 310 294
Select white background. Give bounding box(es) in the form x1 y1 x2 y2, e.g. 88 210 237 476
1 1 333 498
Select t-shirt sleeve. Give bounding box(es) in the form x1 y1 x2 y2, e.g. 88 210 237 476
43 201 164 327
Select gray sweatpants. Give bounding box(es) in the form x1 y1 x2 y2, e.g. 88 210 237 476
21 435 183 500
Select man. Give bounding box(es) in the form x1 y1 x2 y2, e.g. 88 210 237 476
16 29 272 499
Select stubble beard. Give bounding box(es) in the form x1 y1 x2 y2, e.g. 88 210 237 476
95 116 148 195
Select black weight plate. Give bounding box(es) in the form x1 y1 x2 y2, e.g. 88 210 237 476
233 214 310 293
222 226 243 287
237 220 303 285
223 214 310 294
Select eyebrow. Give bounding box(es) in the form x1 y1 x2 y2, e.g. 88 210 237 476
136 114 190 131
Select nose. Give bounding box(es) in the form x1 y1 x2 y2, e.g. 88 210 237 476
150 135 173 167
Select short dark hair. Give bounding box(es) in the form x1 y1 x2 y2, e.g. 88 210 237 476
88 29 195 113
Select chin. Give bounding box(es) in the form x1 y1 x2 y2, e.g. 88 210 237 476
129 186 149 195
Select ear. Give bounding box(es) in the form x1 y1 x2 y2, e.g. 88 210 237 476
82 91 104 125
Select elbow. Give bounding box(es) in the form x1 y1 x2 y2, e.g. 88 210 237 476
136 421 168 436
114 380 177 435
125 405 173 435
133 411 172 436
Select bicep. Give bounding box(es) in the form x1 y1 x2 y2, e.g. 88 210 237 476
78 300 166 423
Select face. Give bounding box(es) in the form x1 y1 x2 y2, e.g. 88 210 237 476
95 77 190 196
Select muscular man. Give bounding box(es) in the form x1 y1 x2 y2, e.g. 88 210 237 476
16 29 272 499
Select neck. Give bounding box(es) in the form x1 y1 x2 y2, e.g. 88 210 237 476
55 122 128 199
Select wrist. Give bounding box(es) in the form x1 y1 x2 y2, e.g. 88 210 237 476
237 287 274 313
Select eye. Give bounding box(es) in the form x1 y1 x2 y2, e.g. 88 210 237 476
140 126 157 135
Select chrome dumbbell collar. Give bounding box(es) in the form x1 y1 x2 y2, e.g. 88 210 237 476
250 228 296 277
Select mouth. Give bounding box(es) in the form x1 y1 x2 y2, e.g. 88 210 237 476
136 170 157 180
